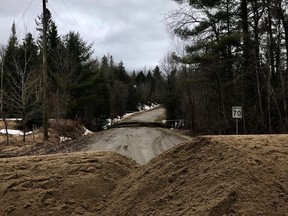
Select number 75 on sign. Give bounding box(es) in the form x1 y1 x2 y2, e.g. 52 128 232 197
232 106 242 119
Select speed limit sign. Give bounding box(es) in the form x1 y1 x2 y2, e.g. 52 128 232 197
232 106 242 119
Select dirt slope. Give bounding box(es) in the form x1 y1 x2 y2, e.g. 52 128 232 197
0 152 137 216
100 135 288 215
1 135 288 215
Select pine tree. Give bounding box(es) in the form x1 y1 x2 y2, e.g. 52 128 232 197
3 22 19 116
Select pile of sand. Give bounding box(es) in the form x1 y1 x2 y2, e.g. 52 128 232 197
101 135 288 215
1 135 288 215
0 152 137 216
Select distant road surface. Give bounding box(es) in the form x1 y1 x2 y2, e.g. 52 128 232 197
82 107 186 164
123 107 166 122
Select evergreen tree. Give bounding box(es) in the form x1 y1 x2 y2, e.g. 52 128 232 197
152 65 165 103
167 0 288 133
3 22 20 116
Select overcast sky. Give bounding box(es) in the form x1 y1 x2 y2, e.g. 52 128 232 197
0 0 179 71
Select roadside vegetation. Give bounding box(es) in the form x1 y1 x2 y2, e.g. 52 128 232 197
0 10 167 142
1 0 288 144
165 0 288 134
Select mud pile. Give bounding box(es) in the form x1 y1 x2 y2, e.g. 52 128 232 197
101 136 288 215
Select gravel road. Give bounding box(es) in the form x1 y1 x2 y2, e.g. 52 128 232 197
124 107 166 122
83 108 186 164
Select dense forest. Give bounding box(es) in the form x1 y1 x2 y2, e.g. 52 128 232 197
164 0 288 134
1 0 288 136
0 9 166 134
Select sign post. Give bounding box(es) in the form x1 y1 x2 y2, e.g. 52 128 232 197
232 106 242 135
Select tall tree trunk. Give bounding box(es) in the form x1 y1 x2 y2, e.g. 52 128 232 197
3 115 9 145
266 0 283 131
226 0 233 79
0 51 3 116
266 1 274 132
0 48 9 144
252 1 264 128
279 3 288 128
276 18 286 131
241 0 249 133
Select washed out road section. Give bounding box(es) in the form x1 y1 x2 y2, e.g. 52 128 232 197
83 107 186 164
83 128 185 164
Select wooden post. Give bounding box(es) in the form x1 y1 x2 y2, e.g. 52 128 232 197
42 0 48 140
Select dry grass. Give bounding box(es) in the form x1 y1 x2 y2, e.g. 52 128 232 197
0 119 86 158
0 120 18 129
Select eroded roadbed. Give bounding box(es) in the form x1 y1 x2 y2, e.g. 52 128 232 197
82 127 186 164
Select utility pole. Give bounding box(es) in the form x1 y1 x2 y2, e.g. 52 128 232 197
42 0 48 140
0 47 3 114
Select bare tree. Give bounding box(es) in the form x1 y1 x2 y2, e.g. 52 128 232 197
8 44 39 142
0 45 9 144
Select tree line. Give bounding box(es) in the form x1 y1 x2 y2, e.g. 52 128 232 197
0 9 166 139
3 1 284 137
164 0 288 134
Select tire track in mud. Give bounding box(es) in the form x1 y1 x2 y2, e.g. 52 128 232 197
151 130 166 156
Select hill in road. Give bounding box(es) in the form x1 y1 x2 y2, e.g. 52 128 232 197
1 135 288 215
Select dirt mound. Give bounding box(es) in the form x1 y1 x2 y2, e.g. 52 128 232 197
0 151 137 216
1 135 288 215
101 136 288 215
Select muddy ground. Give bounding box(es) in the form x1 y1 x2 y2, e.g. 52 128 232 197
1 134 288 215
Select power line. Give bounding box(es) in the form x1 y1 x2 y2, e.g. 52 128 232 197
48 1 70 32
16 0 35 29
59 0 88 38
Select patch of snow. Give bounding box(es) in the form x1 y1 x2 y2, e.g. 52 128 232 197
104 103 160 128
106 119 112 127
0 129 32 136
59 136 72 143
137 103 159 112
122 113 134 119
1 118 22 121
83 127 93 135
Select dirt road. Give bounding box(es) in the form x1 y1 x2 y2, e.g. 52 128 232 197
83 108 186 164
123 107 165 122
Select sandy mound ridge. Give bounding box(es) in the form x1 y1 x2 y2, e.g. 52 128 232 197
1 135 288 215
101 136 288 215
0 151 137 216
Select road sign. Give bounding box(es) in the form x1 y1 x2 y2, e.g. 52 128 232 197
232 106 242 119
232 106 242 135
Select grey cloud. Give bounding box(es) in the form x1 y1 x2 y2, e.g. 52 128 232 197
0 0 178 70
